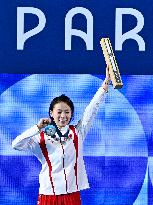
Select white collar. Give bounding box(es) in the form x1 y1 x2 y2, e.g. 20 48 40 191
59 125 69 135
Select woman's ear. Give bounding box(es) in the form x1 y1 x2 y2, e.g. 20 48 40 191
50 111 53 117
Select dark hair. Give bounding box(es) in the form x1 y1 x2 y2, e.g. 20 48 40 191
49 94 74 120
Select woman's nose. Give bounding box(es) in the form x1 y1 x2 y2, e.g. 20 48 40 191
61 112 66 118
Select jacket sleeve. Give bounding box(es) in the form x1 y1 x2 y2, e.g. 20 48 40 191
12 125 40 151
76 87 106 141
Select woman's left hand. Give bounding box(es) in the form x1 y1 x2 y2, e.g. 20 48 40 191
102 65 111 92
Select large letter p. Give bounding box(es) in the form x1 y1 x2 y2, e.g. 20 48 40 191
17 7 46 50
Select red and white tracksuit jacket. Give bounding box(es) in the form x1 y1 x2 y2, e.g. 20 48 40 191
12 87 106 195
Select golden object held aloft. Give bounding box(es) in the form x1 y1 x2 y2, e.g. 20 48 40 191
100 38 123 89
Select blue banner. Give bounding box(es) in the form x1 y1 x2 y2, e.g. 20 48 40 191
0 0 152 74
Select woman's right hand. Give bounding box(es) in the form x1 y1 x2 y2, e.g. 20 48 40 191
36 118 51 130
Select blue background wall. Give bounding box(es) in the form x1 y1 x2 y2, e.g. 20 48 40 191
0 74 153 205
0 0 153 204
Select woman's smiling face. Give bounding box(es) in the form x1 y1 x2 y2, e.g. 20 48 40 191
51 102 72 129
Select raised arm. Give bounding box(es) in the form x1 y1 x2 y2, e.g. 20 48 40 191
76 66 111 140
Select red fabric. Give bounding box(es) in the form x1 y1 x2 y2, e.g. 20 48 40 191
39 132 55 195
37 192 81 205
69 125 79 190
